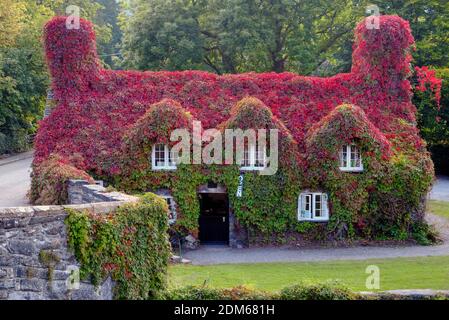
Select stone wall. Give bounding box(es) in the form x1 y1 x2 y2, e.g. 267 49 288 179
68 179 137 204
0 181 138 300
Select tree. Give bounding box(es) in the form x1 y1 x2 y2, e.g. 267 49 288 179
96 0 123 68
0 1 52 153
119 0 367 75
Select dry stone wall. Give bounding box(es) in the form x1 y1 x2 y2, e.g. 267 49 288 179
0 180 138 300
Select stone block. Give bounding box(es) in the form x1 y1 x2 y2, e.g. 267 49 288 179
0 267 13 279
20 279 45 292
8 240 35 256
0 290 8 299
0 280 15 289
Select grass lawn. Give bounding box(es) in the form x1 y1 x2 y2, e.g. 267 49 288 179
428 200 449 219
169 256 449 292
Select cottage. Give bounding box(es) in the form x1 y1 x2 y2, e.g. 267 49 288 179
32 15 434 247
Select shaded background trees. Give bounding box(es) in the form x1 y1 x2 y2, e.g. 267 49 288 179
119 0 367 75
1 0 448 174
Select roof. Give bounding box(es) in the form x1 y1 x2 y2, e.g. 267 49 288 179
35 15 425 175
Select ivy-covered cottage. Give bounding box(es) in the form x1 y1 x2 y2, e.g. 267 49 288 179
32 15 436 247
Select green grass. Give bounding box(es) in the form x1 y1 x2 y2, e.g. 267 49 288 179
169 256 449 292
428 200 449 219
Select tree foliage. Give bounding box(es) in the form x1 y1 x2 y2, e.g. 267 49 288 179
119 0 368 75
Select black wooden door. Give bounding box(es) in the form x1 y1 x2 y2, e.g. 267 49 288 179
199 193 229 244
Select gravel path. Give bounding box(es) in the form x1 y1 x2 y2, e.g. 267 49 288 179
0 152 33 207
429 176 449 201
184 212 449 265
184 241 449 266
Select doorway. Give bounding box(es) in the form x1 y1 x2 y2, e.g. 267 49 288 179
198 193 229 245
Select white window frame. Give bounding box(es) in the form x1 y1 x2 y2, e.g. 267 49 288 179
298 192 329 222
151 144 177 170
160 195 177 225
240 143 267 171
339 144 363 172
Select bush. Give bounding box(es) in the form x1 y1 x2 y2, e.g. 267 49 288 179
411 221 440 246
279 281 357 300
65 193 171 300
163 282 357 300
29 154 94 205
0 130 30 155
164 285 272 300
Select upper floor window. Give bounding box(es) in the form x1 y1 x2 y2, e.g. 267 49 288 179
152 144 177 170
298 192 329 222
339 145 363 172
240 142 266 171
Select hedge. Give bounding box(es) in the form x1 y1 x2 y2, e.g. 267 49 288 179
65 193 171 300
29 154 95 205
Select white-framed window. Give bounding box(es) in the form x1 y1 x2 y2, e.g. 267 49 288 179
339 144 363 172
240 142 266 171
160 195 177 225
298 192 329 222
151 144 177 170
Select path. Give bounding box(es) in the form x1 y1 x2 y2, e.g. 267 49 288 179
184 210 449 265
429 176 449 201
0 151 33 207
184 239 449 265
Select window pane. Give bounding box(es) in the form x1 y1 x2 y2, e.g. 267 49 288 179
300 194 312 219
314 194 322 217
255 143 265 167
155 144 166 167
340 146 348 167
243 143 251 166
350 146 361 168
169 147 177 166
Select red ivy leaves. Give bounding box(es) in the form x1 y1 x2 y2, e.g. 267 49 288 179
34 15 435 179
415 66 442 108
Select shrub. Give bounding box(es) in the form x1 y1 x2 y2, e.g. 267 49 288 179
279 281 357 300
164 285 273 300
163 282 357 300
29 154 94 205
65 193 171 300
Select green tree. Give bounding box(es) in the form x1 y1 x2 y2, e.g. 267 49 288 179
119 0 367 74
414 68 449 175
96 0 123 68
0 1 52 153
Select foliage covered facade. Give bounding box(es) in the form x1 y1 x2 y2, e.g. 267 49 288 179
35 15 435 243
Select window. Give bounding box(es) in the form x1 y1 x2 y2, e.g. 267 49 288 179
152 144 177 170
339 145 363 172
240 142 266 171
160 195 177 225
298 192 329 221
